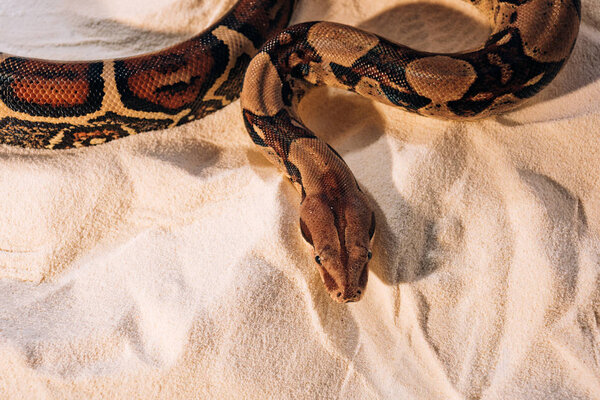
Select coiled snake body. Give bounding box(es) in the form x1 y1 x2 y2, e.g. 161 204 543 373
0 0 581 302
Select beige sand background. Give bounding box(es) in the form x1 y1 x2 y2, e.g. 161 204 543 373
0 0 599 398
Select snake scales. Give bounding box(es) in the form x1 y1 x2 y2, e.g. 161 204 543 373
0 0 581 302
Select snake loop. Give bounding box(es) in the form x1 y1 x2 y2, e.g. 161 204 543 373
240 0 580 302
0 0 581 301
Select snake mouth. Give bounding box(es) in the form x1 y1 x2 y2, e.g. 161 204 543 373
331 285 364 303
332 289 363 303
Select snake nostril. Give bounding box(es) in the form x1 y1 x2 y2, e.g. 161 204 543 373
336 292 342 298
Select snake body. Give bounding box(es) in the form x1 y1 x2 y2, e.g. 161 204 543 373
0 0 294 148
0 0 581 302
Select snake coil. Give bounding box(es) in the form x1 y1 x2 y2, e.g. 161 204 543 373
0 0 581 302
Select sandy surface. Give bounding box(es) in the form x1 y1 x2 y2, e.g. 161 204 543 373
0 0 599 398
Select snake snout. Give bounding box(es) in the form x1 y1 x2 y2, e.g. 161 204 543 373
332 287 363 303
329 260 369 303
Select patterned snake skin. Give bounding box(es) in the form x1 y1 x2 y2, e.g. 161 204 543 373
240 0 581 302
0 0 581 302
0 0 294 148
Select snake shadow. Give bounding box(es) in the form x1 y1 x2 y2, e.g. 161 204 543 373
69 15 194 58
129 131 224 178
0 10 189 61
357 2 491 54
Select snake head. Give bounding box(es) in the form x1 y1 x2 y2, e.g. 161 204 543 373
299 192 375 303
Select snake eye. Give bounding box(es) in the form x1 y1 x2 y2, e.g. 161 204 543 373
367 251 372 260
315 255 322 265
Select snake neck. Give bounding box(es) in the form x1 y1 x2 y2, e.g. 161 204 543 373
241 103 358 199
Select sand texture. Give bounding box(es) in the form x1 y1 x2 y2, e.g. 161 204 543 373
0 0 599 398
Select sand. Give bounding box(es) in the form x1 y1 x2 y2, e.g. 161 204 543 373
0 0 598 398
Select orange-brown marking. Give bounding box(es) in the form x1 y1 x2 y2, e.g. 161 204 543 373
10 61 91 106
123 41 214 110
